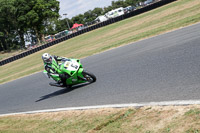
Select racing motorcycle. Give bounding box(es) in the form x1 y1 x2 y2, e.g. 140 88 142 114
43 58 96 88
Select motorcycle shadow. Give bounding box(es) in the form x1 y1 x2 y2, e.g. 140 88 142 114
35 83 90 102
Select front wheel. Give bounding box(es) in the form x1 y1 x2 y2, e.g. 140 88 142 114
82 70 96 83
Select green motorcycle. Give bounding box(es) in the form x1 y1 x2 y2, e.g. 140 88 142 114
43 58 96 88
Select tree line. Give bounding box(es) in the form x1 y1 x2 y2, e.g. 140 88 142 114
0 0 145 52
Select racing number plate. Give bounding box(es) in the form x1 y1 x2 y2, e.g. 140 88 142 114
64 60 79 71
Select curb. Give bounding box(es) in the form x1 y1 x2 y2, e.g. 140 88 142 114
1 100 200 117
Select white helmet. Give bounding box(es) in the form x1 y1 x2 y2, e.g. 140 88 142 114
42 53 52 63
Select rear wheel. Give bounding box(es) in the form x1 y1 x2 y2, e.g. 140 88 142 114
82 70 96 83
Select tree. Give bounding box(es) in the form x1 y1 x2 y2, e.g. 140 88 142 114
111 0 128 8
92 8 103 17
0 0 19 51
72 14 84 24
13 0 33 49
103 6 113 14
55 18 73 32
0 0 60 51
25 0 60 44
125 0 137 6
83 10 94 23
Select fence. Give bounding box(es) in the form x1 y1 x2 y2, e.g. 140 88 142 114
0 0 176 66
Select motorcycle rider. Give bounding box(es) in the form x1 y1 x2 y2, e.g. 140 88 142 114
42 53 70 87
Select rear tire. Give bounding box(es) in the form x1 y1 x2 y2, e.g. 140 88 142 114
82 70 96 83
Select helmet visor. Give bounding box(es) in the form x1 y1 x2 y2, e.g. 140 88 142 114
45 56 52 63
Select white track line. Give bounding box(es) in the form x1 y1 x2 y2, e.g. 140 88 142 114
1 100 200 117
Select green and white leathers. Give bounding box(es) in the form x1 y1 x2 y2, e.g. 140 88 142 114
43 56 96 87
43 56 63 82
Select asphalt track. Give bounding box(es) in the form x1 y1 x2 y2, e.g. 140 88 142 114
1 23 200 115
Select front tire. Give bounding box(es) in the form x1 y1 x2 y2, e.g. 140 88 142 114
82 70 96 83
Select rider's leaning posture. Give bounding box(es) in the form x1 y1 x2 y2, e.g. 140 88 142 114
42 53 69 87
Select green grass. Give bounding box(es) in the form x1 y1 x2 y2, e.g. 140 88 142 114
0 106 200 133
185 109 200 116
1 0 200 84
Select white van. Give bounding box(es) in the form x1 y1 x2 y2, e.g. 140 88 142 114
95 15 108 23
105 7 124 19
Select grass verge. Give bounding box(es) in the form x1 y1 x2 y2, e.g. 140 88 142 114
0 0 200 84
0 105 200 133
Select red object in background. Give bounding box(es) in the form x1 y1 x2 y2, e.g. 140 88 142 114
70 23 83 30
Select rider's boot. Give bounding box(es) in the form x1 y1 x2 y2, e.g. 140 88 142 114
49 81 63 87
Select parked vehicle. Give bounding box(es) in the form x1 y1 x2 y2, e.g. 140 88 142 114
95 15 108 23
124 6 136 14
45 35 55 42
144 0 154 5
54 30 69 39
105 7 125 19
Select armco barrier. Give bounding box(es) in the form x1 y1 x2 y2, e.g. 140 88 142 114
0 60 5 66
16 54 20 60
26 50 30 55
35 47 40 52
24 51 29 56
18 53 22 59
16 55 20 59
0 0 176 66
67 34 71 39
43 44 47 49
64 36 69 40
71 33 75 38
28 49 33 54
4 58 9 64
74 32 78 37
76 31 80 36
14 55 18 60
83 28 88 33
3 59 8 64
13 56 16 61
9 57 13 62
32 48 36 53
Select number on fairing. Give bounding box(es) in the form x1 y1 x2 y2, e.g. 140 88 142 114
64 60 79 71
71 64 78 69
